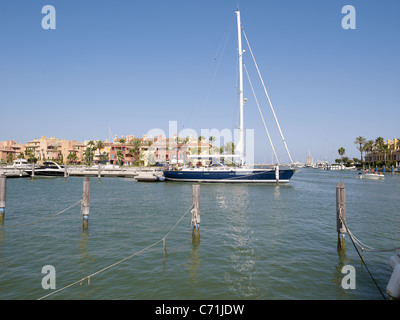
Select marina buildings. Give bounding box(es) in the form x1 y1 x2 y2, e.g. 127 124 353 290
0 134 215 167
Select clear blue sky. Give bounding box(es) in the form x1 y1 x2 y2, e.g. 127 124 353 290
1 0 399 163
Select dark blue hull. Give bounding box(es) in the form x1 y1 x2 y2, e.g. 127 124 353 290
163 168 294 183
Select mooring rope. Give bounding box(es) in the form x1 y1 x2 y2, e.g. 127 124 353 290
37 204 193 300
341 218 400 253
340 218 387 300
0 199 82 228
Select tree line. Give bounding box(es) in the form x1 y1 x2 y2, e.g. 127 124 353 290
337 136 398 168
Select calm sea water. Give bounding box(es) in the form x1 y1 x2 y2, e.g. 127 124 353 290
0 168 399 300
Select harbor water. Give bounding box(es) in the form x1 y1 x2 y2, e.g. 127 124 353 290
0 168 399 300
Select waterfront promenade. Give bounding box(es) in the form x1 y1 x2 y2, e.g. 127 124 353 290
0 165 163 178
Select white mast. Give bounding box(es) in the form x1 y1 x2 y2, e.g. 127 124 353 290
235 10 245 166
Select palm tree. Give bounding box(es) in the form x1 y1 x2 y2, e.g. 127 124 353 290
338 147 345 163
381 143 390 167
86 141 96 164
374 137 385 163
24 149 36 163
99 152 109 162
131 138 141 166
362 140 374 165
364 140 374 153
224 141 236 165
354 136 366 163
197 136 205 155
6 153 13 164
224 141 235 154
208 136 216 155
375 137 384 151
116 150 124 166
95 140 104 161
67 153 78 164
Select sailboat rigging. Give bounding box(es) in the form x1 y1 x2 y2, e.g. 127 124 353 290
163 10 295 183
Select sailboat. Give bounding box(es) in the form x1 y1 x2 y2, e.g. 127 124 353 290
163 10 295 183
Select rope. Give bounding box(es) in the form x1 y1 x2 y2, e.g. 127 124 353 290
243 63 279 164
37 204 193 300
0 199 82 228
340 218 387 300
342 218 400 253
241 26 294 165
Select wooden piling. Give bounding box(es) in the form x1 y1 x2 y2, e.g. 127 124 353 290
64 164 68 181
98 164 101 181
81 177 90 230
192 184 200 239
0 174 6 221
336 182 346 250
31 162 35 179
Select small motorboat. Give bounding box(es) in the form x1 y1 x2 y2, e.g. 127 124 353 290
358 171 384 180
11 159 32 169
135 172 165 182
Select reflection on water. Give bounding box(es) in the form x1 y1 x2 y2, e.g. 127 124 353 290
78 231 93 277
188 238 200 285
274 184 281 200
333 242 352 299
1 171 399 299
209 185 260 297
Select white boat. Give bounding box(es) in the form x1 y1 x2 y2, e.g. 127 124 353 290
135 172 165 182
163 10 295 183
12 159 31 168
327 164 344 170
24 161 66 177
358 172 384 180
4 159 33 169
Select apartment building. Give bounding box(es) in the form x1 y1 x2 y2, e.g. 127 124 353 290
0 140 23 163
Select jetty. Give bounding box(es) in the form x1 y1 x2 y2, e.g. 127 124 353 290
0 165 163 178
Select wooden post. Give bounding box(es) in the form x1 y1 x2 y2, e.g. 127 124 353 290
98 164 101 181
81 177 90 230
0 174 6 222
31 162 35 179
192 184 200 239
336 182 346 250
64 164 68 181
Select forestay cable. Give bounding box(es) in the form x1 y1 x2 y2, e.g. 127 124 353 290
243 62 279 164
241 27 294 164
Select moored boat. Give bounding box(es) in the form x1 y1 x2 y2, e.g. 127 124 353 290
24 161 66 177
163 10 295 183
136 172 165 182
164 162 294 183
